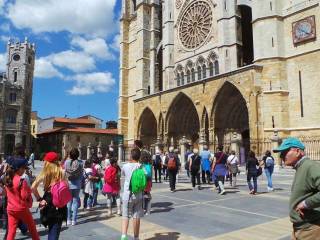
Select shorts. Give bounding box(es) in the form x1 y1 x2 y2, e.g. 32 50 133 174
122 197 143 219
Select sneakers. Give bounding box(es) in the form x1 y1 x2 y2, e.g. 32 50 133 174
220 190 226 195
120 236 129 240
267 187 274 192
67 220 71 225
71 221 76 226
117 208 121 216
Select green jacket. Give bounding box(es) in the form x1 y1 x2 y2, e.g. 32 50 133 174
290 157 320 229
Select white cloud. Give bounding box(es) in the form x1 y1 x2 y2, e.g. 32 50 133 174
67 72 115 95
48 50 96 73
0 35 10 42
111 34 120 52
0 52 6 72
0 23 10 32
7 0 117 38
34 58 63 79
71 36 114 60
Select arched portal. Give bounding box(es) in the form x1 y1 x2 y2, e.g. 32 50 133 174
4 134 15 156
167 93 200 146
138 108 157 148
212 82 250 153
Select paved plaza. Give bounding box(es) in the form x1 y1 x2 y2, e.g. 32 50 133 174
4 162 294 240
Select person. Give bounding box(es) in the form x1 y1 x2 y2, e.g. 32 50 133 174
262 150 275 192
200 145 212 184
212 146 228 195
165 146 181 193
91 155 103 207
103 158 121 216
184 146 192 178
273 137 320 239
227 150 239 187
31 152 67 240
152 150 162 183
162 151 168 181
104 152 111 170
141 151 152 215
246 150 259 195
64 148 83 226
4 156 39 240
189 148 201 190
29 152 35 169
83 160 94 210
121 148 144 240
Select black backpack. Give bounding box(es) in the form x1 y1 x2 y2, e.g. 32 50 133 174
154 155 162 167
191 155 201 174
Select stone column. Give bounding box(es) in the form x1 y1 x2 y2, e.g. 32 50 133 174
78 142 82 160
118 142 124 162
62 134 68 159
87 142 92 160
179 136 187 168
231 132 241 155
270 131 281 170
199 129 206 151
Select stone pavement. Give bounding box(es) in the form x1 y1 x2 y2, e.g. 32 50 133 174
3 162 295 240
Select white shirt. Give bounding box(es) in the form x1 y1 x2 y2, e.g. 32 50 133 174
227 155 239 165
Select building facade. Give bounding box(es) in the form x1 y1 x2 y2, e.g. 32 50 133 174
119 0 320 163
0 39 35 157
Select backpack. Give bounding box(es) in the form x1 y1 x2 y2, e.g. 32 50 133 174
65 160 83 181
130 167 147 194
51 181 72 208
167 156 177 170
105 166 117 185
144 163 152 180
191 155 201 174
265 156 274 167
154 155 162 167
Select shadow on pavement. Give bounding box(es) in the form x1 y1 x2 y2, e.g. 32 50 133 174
151 202 174 214
144 232 181 240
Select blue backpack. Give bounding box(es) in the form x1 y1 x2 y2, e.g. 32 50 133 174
144 163 152 180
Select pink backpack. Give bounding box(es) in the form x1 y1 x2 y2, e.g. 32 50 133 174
51 181 72 208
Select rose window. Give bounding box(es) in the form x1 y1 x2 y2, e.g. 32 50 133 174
178 1 213 49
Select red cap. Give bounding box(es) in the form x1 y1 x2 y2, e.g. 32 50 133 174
43 152 59 162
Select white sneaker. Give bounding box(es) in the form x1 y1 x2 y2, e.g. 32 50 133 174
268 187 274 192
67 220 71 225
220 190 226 195
71 221 76 226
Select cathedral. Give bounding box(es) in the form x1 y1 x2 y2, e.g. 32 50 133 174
118 0 320 163
0 39 35 157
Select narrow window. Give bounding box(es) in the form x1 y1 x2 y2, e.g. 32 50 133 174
214 61 219 75
14 71 17 82
197 66 202 80
209 62 214 76
181 73 185 85
202 64 207 79
299 71 304 117
225 50 228 57
224 0 227 10
191 68 195 82
147 85 150 94
186 70 191 83
272 37 274 47
270 2 273 11
177 73 181 86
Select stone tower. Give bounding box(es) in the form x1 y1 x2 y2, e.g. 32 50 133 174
0 38 36 157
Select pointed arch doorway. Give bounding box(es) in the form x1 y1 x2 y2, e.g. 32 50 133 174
137 108 157 149
212 82 250 156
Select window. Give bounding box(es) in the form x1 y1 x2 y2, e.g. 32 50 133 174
209 62 214 76
186 70 191 83
9 92 16 103
132 0 137 12
202 64 207 79
177 73 181 86
32 125 35 133
14 71 17 82
5 109 17 124
197 66 202 80
191 69 195 82
181 73 185 85
214 61 219 75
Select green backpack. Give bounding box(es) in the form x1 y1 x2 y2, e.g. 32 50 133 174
129 167 147 194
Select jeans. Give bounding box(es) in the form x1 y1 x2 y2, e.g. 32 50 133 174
48 222 62 240
93 188 99 206
247 173 257 192
201 170 211 184
67 189 80 223
154 166 162 182
191 172 201 188
162 166 168 180
83 193 93 209
168 170 177 191
264 167 274 188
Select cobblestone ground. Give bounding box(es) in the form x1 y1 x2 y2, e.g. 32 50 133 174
2 161 294 240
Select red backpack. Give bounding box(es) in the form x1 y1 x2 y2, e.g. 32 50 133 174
167 156 176 170
51 181 72 208
105 166 117 185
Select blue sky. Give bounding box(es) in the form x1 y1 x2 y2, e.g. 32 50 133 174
0 0 122 123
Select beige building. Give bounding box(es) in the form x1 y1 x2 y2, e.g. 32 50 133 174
119 0 320 163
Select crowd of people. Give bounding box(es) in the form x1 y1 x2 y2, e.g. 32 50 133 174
1 137 320 240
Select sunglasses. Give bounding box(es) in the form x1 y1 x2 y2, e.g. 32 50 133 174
280 148 291 159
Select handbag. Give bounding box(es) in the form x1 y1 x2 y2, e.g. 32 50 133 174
257 167 262 177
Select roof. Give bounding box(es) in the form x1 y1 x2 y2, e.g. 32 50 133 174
37 127 118 135
78 115 104 121
53 117 96 125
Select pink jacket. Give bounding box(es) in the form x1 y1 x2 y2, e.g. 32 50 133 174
103 166 120 195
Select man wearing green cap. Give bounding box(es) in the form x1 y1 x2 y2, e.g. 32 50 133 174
273 137 320 240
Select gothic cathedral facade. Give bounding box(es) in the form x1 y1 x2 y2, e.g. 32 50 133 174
0 39 36 157
119 0 320 161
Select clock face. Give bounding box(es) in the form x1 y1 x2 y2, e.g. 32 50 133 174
292 16 316 44
13 54 20 61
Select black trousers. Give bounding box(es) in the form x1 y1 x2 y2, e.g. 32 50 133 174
214 175 225 192
168 170 177 191
201 170 211 183
191 172 201 188
154 166 162 182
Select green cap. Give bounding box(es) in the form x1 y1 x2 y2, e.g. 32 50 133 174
273 137 305 153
